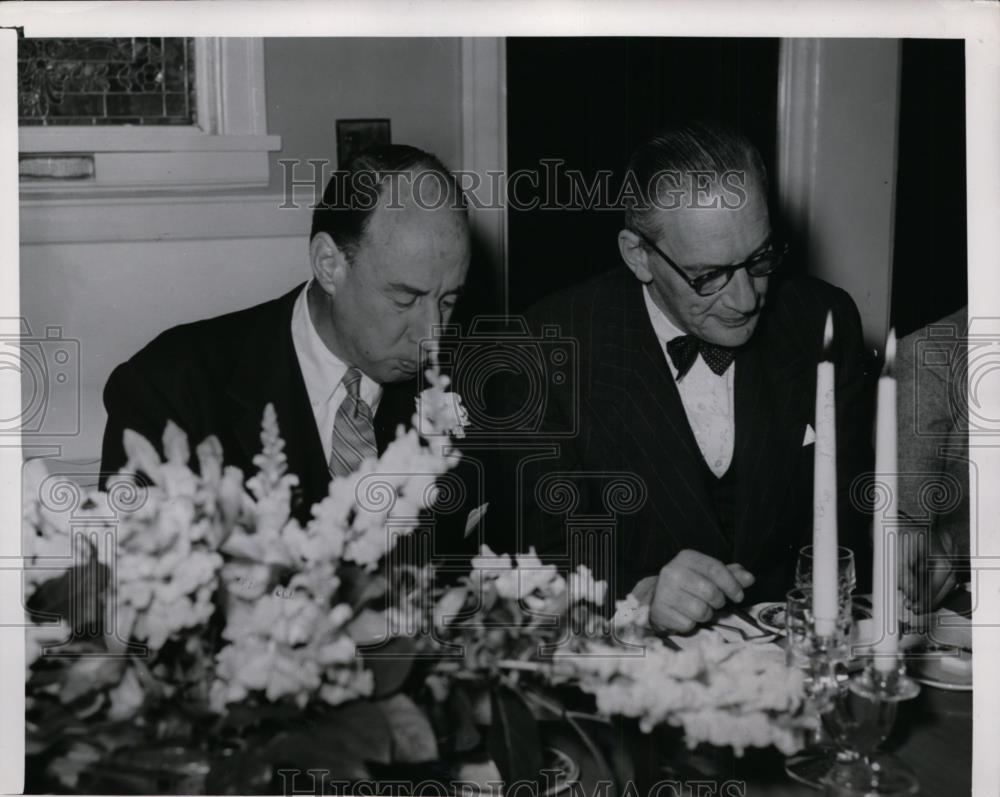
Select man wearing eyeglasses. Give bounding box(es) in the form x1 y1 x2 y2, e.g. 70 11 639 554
496 121 873 633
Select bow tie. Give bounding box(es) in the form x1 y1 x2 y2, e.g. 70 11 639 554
666 335 736 379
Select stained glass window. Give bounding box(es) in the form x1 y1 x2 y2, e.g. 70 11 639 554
18 38 196 126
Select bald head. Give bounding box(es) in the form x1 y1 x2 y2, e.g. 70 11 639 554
308 148 471 384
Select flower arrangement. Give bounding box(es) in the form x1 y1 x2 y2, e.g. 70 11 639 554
23 355 808 794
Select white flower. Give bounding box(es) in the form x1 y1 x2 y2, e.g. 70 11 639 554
569 565 608 607
60 657 125 703
221 560 274 601
25 621 71 669
471 545 512 573
214 637 322 706
319 667 373 706
514 548 559 593
416 385 470 438
48 741 102 788
556 636 808 753
107 667 145 720
122 428 163 484
612 594 650 635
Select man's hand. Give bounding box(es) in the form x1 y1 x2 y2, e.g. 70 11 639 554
646 550 755 633
899 527 959 613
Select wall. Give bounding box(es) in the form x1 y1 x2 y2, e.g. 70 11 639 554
264 38 463 192
777 39 902 349
18 38 464 462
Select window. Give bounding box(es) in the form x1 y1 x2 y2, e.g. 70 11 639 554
19 37 197 127
18 37 280 192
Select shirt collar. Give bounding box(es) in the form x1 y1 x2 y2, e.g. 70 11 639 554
291 281 382 408
642 284 688 346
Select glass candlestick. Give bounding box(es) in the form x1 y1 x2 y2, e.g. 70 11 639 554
784 587 854 787
820 656 921 796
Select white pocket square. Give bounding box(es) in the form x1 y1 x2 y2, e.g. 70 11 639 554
803 424 816 446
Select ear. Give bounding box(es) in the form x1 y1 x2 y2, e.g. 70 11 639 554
618 228 653 284
309 232 350 296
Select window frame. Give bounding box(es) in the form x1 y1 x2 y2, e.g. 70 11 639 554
18 37 280 192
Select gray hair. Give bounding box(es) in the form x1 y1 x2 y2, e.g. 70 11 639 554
623 120 768 237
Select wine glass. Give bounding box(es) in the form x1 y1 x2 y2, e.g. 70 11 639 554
796 545 857 597
820 658 921 796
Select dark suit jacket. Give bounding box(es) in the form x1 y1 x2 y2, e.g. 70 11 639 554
99 284 418 521
491 269 875 602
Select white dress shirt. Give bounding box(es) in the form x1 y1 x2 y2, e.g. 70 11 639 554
642 285 735 477
291 282 383 456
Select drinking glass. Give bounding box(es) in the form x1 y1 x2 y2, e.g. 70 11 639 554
796 545 857 597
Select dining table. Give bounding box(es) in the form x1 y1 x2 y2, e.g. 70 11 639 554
641 588 974 796
729 685 971 796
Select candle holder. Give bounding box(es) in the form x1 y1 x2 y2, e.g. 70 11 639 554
783 587 854 787
819 656 921 796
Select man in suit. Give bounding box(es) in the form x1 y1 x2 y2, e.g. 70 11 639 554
896 306 969 610
100 145 471 522
498 122 873 632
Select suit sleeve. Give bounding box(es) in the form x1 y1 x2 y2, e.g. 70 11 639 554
99 343 198 489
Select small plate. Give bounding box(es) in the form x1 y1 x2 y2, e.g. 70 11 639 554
750 600 874 635
905 642 973 691
753 602 786 633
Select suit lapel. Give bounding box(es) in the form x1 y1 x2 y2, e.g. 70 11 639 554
225 285 421 513
225 285 331 511
589 275 730 557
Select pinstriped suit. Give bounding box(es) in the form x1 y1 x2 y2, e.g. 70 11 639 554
495 268 875 602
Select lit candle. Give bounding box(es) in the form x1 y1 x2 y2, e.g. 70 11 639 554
873 329 899 671
813 312 839 637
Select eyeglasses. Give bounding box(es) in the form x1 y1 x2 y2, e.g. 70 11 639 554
632 229 788 297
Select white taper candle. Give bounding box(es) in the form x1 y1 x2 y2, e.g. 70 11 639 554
813 312 839 637
873 329 899 671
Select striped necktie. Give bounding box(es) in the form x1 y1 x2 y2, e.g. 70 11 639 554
329 367 377 478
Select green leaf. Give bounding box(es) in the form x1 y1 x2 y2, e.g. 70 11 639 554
434 586 469 632
309 701 393 765
360 636 416 698
27 562 109 630
260 701 393 784
487 686 543 789
219 701 305 731
445 684 482 754
346 608 390 646
377 694 439 764
206 748 274 795
264 731 371 784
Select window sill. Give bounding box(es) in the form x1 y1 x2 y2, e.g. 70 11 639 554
18 133 281 193
19 189 311 244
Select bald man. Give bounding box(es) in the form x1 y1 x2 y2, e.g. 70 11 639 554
100 145 471 519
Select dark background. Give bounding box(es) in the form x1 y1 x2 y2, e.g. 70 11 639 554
890 39 967 337
506 37 780 313
505 37 967 332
